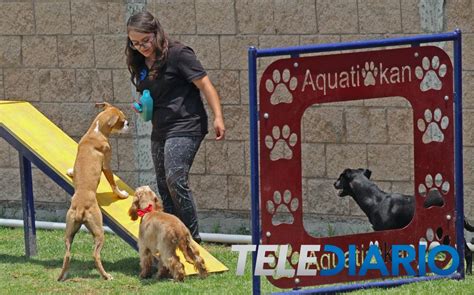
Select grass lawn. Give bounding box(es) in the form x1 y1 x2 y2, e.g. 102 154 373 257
0 226 473 294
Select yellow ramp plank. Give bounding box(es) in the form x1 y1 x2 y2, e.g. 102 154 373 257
0 101 228 275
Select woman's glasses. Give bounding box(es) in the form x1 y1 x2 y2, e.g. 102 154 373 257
129 34 155 51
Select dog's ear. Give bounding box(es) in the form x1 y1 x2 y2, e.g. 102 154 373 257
154 196 163 211
364 169 372 179
128 195 139 221
342 168 352 180
95 102 112 109
149 188 163 211
107 114 119 128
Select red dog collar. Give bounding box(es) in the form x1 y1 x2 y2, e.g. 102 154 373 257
137 204 153 217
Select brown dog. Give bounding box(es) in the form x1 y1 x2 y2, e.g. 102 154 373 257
129 186 207 281
57 102 129 281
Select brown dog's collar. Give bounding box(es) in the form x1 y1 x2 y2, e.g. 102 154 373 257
137 204 153 218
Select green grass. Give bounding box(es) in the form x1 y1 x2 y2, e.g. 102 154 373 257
0 226 473 294
0 227 280 294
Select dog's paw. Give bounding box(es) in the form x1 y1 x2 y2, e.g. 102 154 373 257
173 271 185 282
66 168 74 178
157 267 171 279
115 189 129 199
103 273 113 280
140 271 153 279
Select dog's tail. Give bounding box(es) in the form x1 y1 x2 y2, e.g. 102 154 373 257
178 235 208 278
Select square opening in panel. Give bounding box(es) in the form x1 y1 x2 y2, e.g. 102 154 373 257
299 96 418 237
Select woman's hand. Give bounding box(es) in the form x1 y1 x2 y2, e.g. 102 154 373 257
193 75 226 140
213 116 225 140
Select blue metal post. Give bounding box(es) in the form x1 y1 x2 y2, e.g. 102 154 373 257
272 273 462 295
248 46 261 295
453 28 465 278
255 31 458 57
19 154 37 257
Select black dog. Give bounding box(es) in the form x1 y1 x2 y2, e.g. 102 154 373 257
334 168 446 231
334 168 415 231
334 168 472 273
465 218 474 275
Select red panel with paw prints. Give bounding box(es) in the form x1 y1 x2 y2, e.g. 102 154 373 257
258 46 455 288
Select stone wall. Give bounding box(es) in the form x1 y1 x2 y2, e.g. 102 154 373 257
0 0 473 236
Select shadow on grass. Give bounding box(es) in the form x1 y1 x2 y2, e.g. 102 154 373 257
0 254 139 277
0 253 199 285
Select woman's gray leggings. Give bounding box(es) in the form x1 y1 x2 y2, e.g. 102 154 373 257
151 136 203 241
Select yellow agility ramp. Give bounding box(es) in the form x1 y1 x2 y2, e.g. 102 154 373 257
0 100 228 275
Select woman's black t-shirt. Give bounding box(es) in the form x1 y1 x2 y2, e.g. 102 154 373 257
136 42 208 141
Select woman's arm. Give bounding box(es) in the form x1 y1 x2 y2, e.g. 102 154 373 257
193 75 225 140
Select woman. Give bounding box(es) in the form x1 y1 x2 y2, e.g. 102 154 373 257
126 11 225 243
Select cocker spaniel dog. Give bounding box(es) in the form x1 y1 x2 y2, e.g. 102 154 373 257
128 186 207 281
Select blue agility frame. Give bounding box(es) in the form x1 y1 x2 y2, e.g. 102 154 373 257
248 30 464 294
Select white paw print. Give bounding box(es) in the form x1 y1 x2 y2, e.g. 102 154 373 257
266 245 295 270
267 245 301 279
420 226 447 252
419 238 442 253
265 125 298 161
266 190 299 226
415 56 447 92
419 236 440 252
417 108 449 144
361 61 378 86
418 173 449 208
265 69 298 105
